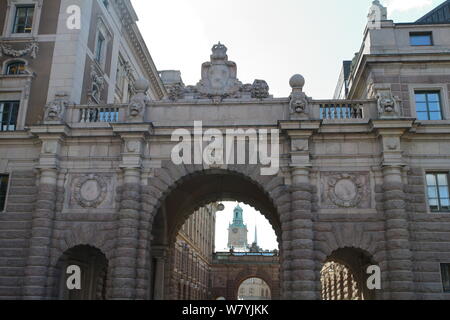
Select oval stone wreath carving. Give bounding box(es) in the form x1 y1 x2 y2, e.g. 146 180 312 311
74 174 108 208
328 174 364 208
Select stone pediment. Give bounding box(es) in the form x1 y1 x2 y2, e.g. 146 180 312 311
161 43 271 102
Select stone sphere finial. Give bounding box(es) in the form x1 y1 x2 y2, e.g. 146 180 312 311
289 74 305 90
134 78 150 92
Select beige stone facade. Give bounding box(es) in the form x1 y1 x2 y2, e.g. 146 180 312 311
0 0 450 300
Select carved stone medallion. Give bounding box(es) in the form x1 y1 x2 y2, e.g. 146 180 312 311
321 172 371 209
73 174 108 208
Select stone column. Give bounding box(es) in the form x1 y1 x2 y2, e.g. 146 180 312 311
110 124 152 300
23 127 67 299
290 166 316 300
152 246 168 300
373 121 415 300
23 168 58 299
382 165 414 299
111 167 141 299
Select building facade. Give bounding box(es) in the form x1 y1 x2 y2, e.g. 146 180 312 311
170 203 217 300
0 0 450 300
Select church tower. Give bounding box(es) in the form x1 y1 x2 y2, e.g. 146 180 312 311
228 205 248 251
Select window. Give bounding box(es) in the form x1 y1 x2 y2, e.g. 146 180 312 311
426 173 450 212
102 0 109 9
95 33 106 64
441 264 450 293
5 61 26 75
410 32 433 46
415 91 443 120
13 5 35 34
0 175 9 212
0 101 20 131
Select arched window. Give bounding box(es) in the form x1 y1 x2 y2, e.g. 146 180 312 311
5 61 26 75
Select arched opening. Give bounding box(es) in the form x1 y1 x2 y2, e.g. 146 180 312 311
237 277 272 300
149 169 283 300
320 247 376 300
54 245 108 300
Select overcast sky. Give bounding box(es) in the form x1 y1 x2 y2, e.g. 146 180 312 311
214 202 279 252
131 0 444 99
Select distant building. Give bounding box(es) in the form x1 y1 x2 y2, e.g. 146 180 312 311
238 278 271 300
227 205 248 252
416 0 449 24
333 61 352 99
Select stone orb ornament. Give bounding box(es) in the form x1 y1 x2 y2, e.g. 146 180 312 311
289 74 305 90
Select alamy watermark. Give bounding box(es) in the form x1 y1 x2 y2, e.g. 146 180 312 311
170 121 280 176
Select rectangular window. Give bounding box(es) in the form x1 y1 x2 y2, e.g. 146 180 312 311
95 33 106 64
410 32 433 46
415 91 443 120
13 5 35 34
441 264 450 293
0 101 20 131
426 173 450 212
0 175 9 212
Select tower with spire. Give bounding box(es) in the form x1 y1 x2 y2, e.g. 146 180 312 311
227 205 248 252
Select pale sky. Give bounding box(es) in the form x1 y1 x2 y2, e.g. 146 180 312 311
132 0 445 99
214 202 279 252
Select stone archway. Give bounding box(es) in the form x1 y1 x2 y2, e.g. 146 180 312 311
147 162 287 300
52 245 109 300
320 247 377 300
233 270 277 300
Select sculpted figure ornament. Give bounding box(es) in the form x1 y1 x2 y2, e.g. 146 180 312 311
128 78 150 122
89 65 105 104
44 92 70 123
376 90 401 118
289 74 310 119
251 80 270 99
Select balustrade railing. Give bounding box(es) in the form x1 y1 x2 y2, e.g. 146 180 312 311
65 104 126 125
311 99 377 120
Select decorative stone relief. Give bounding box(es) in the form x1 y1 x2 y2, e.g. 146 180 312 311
320 172 371 209
376 89 401 119
251 80 270 99
89 65 105 104
44 92 70 123
289 74 311 119
68 174 115 209
0 41 39 59
128 78 150 122
160 43 271 101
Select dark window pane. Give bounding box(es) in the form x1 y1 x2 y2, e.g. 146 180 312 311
6 62 26 75
0 101 20 131
0 175 9 212
441 264 450 293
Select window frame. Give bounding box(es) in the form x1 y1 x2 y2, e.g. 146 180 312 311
414 90 443 121
2 0 43 38
0 101 20 132
425 172 450 213
409 31 433 46
409 85 450 121
0 174 10 213
12 4 35 34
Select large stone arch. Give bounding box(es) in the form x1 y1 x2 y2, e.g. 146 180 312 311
143 161 289 299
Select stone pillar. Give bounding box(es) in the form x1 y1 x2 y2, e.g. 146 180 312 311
152 246 168 300
24 126 67 299
111 168 141 299
111 124 152 300
290 166 316 300
23 168 58 299
382 165 414 299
